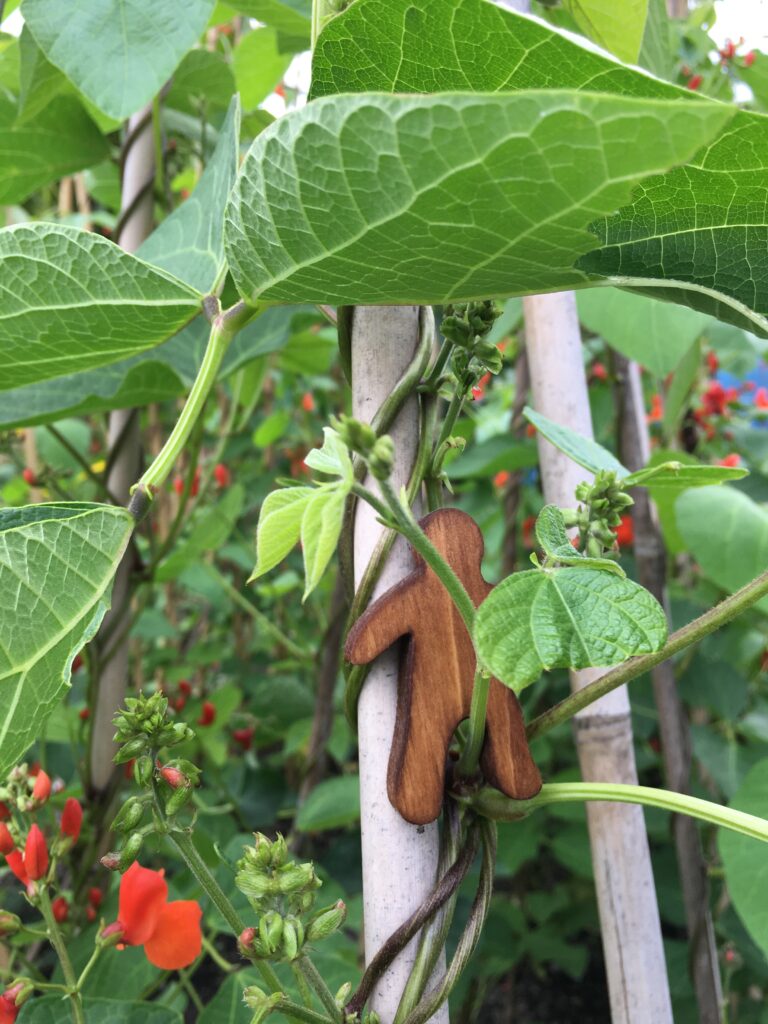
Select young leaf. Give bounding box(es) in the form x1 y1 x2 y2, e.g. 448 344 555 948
474 566 667 694
304 427 354 485
534 505 625 576
249 487 313 583
523 407 629 477
224 90 730 307
137 96 240 294
233 28 292 111
0 224 202 390
564 0 648 65
623 462 748 489
312 0 768 335
0 504 133 776
23 0 216 121
301 487 347 600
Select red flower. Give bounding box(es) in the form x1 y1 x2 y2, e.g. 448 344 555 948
522 515 537 548
52 897 69 923
301 392 315 412
274 82 286 99
21 468 36 486
178 680 192 697
198 701 216 727
614 515 634 548
79 708 91 721
173 696 186 712
172 476 184 495
89 887 103 909
718 453 741 467
493 470 510 489
687 74 703 90
61 798 83 842
233 726 255 750
755 387 768 409
25 824 48 880
647 393 664 423
0 824 13 855
32 770 51 806
471 372 492 401
71 653 84 673
159 765 188 790
0 803 9 822
591 361 608 381
702 381 728 416
525 423 536 439
86 905 97 923
112 862 202 970
720 39 737 60
706 350 719 374
0 984 23 1024
5 852 28 887
745 50 756 67
213 463 231 489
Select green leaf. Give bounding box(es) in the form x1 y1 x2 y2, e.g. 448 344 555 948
534 505 625 576
523 407 629 477
304 427 354 485
0 223 202 390
623 462 748 489
230 0 311 46
446 435 538 480
17 25 69 123
576 288 709 376
296 775 361 832
233 28 292 111
564 0 648 64
719 760 768 959
23 0 216 120
662 337 701 436
0 93 108 205
474 565 667 694
253 410 291 448
165 49 235 115
675 486 768 612
311 0 768 334
224 90 730 307
0 503 133 775
198 970 262 1023
156 484 245 582
138 96 240 293
301 487 346 600
18 998 182 1024
249 487 313 582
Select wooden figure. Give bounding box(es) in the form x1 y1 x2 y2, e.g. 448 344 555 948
345 507 542 825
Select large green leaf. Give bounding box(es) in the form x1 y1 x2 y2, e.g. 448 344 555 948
474 565 667 694
564 0 648 64
534 505 624 576
576 287 709 376
233 28 292 111
138 96 240 293
0 504 133 775
296 775 361 831
719 760 768 960
311 0 768 334
675 486 768 613
225 90 729 307
156 485 245 582
0 93 108 205
18 998 182 1024
231 0 311 46
523 407 629 477
23 0 216 121
0 224 202 390
17 25 69 123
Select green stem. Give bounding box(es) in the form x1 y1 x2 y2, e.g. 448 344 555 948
136 303 261 496
37 888 85 1024
297 955 343 1023
75 942 104 993
276 1000 336 1024
429 391 466 474
311 0 336 49
202 934 235 973
469 782 768 843
527 565 768 739
455 671 490 778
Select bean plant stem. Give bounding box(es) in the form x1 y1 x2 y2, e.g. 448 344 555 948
37 887 85 1024
527 565 768 739
298 955 344 1022
455 671 490 778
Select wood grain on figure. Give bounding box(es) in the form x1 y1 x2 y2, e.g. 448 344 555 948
345 507 542 825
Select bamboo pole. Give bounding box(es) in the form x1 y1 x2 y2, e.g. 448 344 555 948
523 291 673 1023
616 357 722 1022
351 306 448 1024
89 104 154 792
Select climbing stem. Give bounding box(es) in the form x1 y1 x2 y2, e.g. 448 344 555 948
37 887 85 1024
455 671 490 778
468 782 768 843
527 565 768 739
298 955 344 1022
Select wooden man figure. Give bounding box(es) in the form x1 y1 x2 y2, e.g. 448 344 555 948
345 507 541 825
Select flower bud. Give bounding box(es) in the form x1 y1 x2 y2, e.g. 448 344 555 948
280 918 300 961
119 833 143 871
238 927 257 956
276 862 318 895
334 982 351 1009
100 851 121 871
369 436 395 481
112 797 144 834
51 896 69 923
0 822 14 854
0 911 21 936
306 900 347 942
165 784 193 817
243 986 282 1022
159 765 188 790
60 798 83 843
31 770 51 806
114 737 147 764
99 921 125 947
134 755 154 788
258 911 284 956
25 824 48 880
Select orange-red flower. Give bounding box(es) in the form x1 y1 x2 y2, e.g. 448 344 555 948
0 983 24 1024
113 862 202 970
32 770 51 806
4 852 28 887
718 453 741 468
615 515 634 549
25 825 48 880
0 824 13 855
60 798 82 842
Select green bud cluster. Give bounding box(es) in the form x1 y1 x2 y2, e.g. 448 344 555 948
243 985 283 1023
564 470 634 557
331 415 395 481
442 300 504 389
112 691 195 764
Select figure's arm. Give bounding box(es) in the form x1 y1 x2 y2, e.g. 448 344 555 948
344 574 420 665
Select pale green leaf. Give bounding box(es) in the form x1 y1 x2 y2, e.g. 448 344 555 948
523 407 629 477
295 775 361 832
230 0 311 46
17 997 182 1024
311 0 768 334
304 427 354 484
638 0 673 80
138 96 240 293
250 487 313 582
233 28 292 111
17 25 69 123
565 0 648 64
23 0 216 121
225 90 729 307
474 565 667 694
534 505 624 576
719 760 768 959
662 337 701 436
577 287 709 376
165 49 235 115
675 486 768 612
0 93 108 205
156 485 244 582
0 223 202 390
301 486 346 600
623 462 748 489
0 503 133 775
